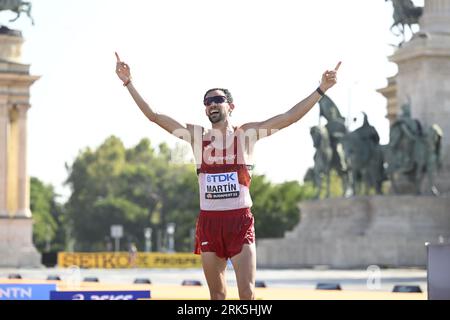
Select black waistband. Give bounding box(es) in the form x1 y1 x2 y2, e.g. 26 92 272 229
197 164 254 175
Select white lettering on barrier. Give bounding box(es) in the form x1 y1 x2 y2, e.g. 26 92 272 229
0 287 32 299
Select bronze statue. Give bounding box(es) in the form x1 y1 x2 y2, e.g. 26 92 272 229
341 113 386 195
386 102 443 195
386 0 423 41
388 102 420 173
0 0 34 25
318 94 349 177
311 94 443 197
312 95 351 198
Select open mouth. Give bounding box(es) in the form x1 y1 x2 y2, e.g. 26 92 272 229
208 110 222 123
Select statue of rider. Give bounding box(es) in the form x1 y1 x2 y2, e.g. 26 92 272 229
389 102 423 173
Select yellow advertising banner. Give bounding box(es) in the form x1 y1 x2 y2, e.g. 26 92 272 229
58 252 202 269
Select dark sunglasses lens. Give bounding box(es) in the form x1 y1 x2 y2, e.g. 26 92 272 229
205 96 226 106
216 96 226 104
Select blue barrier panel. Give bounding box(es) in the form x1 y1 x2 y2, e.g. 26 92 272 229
0 284 56 300
50 290 151 300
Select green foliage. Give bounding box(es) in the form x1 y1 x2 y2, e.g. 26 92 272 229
250 174 315 238
317 169 345 199
59 135 317 252
304 165 349 199
30 177 66 252
64 136 200 252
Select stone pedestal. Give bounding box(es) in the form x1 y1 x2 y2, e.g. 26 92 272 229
378 0 450 194
256 196 450 268
0 217 41 267
0 28 41 267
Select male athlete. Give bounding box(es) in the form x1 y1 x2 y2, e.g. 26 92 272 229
115 52 340 299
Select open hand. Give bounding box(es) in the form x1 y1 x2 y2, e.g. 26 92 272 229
115 52 131 84
320 61 341 92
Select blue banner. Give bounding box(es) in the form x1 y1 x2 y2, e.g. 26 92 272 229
0 284 56 300
50 290 151 300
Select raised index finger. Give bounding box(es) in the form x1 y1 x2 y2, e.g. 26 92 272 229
115 52 121 63
334 61 342 71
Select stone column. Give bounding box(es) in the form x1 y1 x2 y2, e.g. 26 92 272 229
0 29 42 267
376 76 397 126
420 0 450 33
0 101 8 217
16 104 31 218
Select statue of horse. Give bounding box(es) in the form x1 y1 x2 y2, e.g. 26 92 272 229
341 114 386 195
310 125 350 199
386 0 423 41
0 0 34 25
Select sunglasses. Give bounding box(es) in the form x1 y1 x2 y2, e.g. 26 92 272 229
204 96 228 106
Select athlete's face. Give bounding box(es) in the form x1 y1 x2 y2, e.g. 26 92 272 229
204 90 234 124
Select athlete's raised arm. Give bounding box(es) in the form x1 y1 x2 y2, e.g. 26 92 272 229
115 52 191 137
240 61 341 138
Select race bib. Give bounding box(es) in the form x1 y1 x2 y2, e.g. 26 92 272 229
204 172 240 199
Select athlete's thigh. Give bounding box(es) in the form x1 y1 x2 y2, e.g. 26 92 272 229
201 252 228 290
230 243 256 289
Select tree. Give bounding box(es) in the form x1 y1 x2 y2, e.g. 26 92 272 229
64 135 317 252
64 136 199 251
251 174 315 239
30 177 66 252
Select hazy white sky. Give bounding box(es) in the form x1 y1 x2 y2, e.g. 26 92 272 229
1 0 423 201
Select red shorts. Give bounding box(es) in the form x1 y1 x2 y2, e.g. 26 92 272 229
194 208 255 259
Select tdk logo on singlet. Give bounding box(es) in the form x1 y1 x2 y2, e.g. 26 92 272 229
207 173 237 183
205 172 240 199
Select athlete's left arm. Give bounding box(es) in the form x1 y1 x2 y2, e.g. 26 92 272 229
240 62 341 139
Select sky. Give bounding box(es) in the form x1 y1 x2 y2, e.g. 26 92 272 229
1 0 423 202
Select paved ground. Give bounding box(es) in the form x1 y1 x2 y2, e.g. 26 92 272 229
0 266 427 294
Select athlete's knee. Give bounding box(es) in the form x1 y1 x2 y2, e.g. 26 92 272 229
210 290 226 300
238 286 255 300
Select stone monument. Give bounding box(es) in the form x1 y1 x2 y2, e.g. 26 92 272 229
256 1 450 268
0 4 41 267
257 196 450 268
378 0 450 194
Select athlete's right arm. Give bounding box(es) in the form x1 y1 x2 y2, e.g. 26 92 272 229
125 82 187 134
115 52 188 136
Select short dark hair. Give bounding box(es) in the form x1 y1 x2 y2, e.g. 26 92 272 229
203 88 233 103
